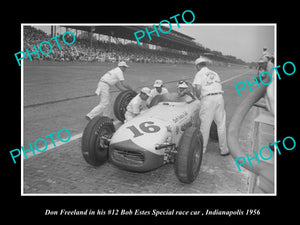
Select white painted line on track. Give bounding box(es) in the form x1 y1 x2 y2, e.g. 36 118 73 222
24 121 121 159
23 133 83 159
220 71 249 84
24 71 249 160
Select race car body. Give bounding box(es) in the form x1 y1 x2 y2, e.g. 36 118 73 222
82 90 208 183
109 100 201 172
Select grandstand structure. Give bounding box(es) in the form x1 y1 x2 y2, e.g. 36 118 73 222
64 26 202 53
24 25 246 65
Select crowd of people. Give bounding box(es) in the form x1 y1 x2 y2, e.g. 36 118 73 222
23 26 197 64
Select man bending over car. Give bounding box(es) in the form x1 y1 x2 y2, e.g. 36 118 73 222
124 87 152 122
86 61 133 120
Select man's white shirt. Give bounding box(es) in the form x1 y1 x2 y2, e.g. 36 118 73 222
126 95 147 114
95 67 125 95
193 67 223 97
150 87 168 97
101 67 124 85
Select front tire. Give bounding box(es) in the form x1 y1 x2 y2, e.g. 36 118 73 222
81 116 115 166
174 127 203 184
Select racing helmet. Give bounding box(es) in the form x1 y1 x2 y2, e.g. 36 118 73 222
177 80 189 88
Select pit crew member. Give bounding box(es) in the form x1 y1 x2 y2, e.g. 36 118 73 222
124 87 152 122
148 79 169 104
193 57 229 156
86 61 133 120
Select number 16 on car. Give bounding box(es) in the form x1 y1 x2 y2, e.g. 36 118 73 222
81 90 218 183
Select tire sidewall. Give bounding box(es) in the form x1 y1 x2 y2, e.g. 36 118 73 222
175 127 203 183
81 116 115 166
113 90 137 122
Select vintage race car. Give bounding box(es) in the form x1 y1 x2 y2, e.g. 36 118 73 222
81 89 217 184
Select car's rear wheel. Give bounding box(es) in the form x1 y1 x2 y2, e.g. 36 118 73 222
81 116 115 166
174 127 203 183
113 90 137 122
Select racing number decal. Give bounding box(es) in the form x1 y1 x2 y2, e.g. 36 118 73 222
126 125 143 137
140 121 161 133
126 121 161 138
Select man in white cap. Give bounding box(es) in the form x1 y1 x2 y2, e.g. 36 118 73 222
148 80 169 104
193 57 229 156
162 80 195 103
176 80 196 102
125 87 152 122
86 61 133 120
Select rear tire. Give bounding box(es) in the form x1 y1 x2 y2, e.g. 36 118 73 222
113 90 137 122
81 116 115 166
174 127 203 184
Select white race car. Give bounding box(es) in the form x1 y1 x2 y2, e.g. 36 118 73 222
82 89 217 183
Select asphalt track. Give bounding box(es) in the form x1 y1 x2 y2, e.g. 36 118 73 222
22 61 259 194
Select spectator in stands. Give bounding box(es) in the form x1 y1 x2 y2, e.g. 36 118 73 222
23 26 197 64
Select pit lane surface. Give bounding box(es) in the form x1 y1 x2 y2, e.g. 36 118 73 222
23 62 257 194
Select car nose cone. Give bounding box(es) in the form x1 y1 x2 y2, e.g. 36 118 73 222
109 139 164 172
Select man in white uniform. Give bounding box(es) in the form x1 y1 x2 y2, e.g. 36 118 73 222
193 57 229 156
148 80 169 105
86 61 133 120
125 87 152 122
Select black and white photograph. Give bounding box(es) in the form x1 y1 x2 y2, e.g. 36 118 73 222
20 24 276 195
4 4 298 222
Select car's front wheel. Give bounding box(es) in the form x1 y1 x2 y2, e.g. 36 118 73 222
174 127 203 183
81 116 115 166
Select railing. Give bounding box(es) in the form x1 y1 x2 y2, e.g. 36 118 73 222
228 72 274 193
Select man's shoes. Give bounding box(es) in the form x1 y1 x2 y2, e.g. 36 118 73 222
220 152 230 156
85 115 91 121
220 150 230 156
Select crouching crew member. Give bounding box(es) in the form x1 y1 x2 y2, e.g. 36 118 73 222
193 57 229 156
86 61 133 120
125 87 152 122
147 79 169 105
150 80 169 97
